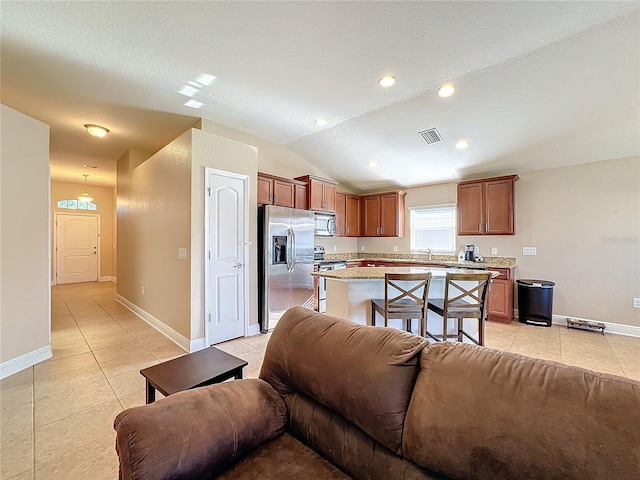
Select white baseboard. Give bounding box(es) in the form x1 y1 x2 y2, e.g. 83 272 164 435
0 345 52 380
247 323 261 336
190 337 207 352
115 295 189 353
100 276 116 283
514 309 640 337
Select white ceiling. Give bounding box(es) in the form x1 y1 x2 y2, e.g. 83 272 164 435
2 2 639 191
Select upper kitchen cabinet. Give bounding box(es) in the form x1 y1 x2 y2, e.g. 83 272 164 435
361 191 406 237
335 192 361 237
294 175 338 212
257 173 307 209
457 175 518 235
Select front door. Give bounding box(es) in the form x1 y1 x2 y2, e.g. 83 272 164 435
206 169 248 345
55 213 99 284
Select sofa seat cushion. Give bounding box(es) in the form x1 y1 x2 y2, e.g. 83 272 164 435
260 307 427 454
403 342 640 480
218 433 351 480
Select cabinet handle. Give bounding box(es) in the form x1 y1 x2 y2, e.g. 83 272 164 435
380 226 383 235
485 222 488 232
274 194 278 203
479 223 482 233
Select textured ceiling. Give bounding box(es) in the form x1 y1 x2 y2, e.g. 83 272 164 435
1 1 638 191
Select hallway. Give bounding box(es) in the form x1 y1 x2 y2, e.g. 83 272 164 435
0 281 268 479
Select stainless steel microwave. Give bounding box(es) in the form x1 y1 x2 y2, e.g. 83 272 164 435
314 212 336 236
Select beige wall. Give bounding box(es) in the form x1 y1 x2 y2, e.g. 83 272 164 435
190 129 259 339
359 156 640 328
117 132 192 339
0 105 51 369
51 181 115 281
117 128 259 343
199 119 331 181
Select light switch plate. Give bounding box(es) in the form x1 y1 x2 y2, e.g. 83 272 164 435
491 247 498 255
634 298 640 308
178 248 187 260
523 247 537 256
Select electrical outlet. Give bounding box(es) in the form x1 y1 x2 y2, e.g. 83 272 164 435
333 246 337 252
141 286 145 295
523 247 537 256
393 246 398 252
491 247 498 255
634 298 640 308
360 246 365 252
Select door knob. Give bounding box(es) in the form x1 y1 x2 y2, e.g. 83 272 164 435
233 263 243 268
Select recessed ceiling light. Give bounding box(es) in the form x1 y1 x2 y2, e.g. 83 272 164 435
184 99 204 109
437 83 455 98
456 140 470 149
179 85 200 97
315 117 328 126
84 124 109 137
195 73 216 86
379 75 396 88
367 160 378 167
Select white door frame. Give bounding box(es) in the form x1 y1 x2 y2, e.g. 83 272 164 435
204 167 250 347
53 212 101 285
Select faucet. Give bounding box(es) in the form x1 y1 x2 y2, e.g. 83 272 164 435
427 248 432 260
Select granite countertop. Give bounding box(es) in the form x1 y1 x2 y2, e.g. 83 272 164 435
323 253 516 269
312 266 500 280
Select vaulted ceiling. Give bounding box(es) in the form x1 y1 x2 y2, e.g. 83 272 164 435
2 2 638 191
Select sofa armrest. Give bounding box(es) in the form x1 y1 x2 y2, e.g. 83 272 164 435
114 378 286 480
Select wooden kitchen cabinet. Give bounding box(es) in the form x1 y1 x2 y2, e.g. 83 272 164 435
257 173 306 208
294 184 307 210
346 261 365 268
361 191 406 237
457 175 518 235
335 191 362 237
294 175 338 212
487 267 514 323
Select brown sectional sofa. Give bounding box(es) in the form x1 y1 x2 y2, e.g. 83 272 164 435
114 307 640 479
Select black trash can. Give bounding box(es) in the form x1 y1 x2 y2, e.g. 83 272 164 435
516 279 555 327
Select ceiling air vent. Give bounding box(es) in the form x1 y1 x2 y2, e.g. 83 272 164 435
418 128 443 145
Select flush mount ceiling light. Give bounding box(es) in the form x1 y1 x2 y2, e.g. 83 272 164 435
379 75 396 88
315 117 328 126
437 83 455 98
456 139 470 149
84 124 109 137
78 174 93 203
367 160 378 167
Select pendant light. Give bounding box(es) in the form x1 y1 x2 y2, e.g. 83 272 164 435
78 174 93 203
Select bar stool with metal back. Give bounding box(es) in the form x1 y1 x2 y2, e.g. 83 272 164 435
371 272 432 336
426 272 492 345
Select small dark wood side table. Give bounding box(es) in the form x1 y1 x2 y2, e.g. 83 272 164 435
140 346 248 404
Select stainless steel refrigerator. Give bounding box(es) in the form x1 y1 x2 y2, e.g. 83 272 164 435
258 205 314 332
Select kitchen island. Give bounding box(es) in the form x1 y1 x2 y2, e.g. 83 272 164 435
312 266 497 336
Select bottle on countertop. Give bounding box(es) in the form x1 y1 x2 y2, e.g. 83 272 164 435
457 250 464 262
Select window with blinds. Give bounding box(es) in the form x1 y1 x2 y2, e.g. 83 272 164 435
410 204 456 253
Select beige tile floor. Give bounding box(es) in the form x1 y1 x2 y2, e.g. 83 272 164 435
1 281 638 479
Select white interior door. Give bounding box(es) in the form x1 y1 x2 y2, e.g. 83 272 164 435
56 213 99 284
206 169 248 345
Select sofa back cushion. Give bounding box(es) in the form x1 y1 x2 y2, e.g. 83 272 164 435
260 307 427 454
285 392 445 480
403 342 640 480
